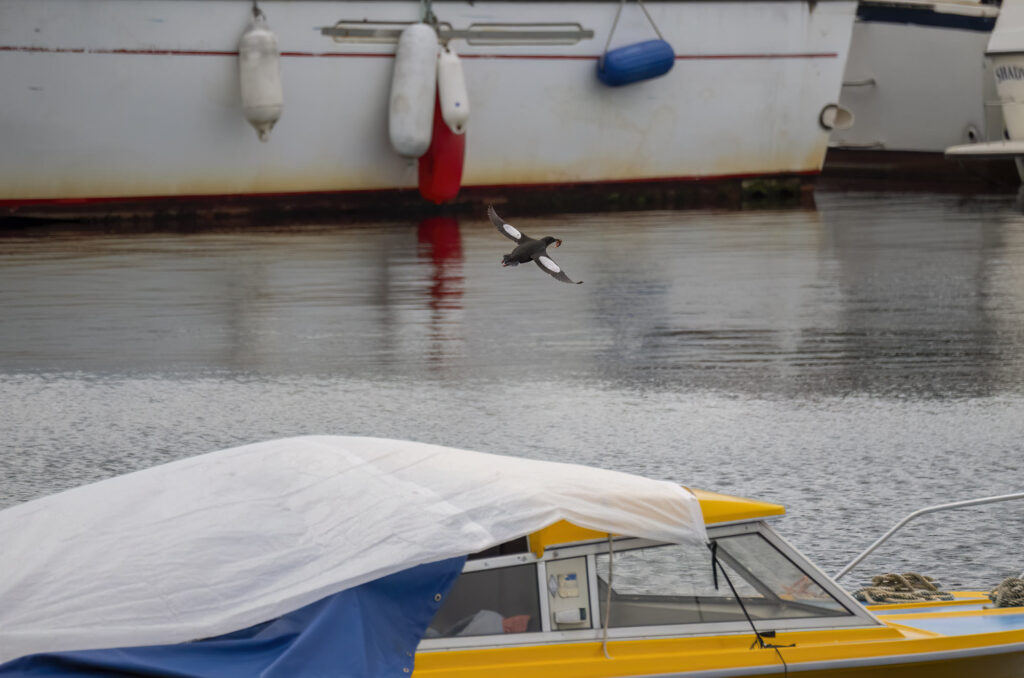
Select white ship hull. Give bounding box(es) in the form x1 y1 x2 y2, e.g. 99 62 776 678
825 0 1016 189
833 0 999 153
0 0 856 216
946 0 1024 187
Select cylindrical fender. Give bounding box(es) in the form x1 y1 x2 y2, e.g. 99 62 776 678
597 39 674 87
419 88 466 204
390 23 439 158
437 45 469 135
238 12 283 142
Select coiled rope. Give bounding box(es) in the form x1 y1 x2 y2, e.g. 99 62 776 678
852 572 954 604
988 577 1024 608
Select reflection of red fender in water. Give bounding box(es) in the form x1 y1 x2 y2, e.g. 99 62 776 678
417 216 462 263
418 91 466 204
417 216 463 305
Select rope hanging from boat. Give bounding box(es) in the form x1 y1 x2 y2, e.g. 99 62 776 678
419 0 437 27
602 0 665 58
851 573 954 605
988 577 1024 608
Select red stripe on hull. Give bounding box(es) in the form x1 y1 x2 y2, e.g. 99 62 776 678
0 45 836 60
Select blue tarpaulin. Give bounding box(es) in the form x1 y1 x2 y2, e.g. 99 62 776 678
0 556 465 677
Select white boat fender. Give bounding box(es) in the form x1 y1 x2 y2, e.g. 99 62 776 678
238 7 283 142
437 45 469 135
389 23 439 158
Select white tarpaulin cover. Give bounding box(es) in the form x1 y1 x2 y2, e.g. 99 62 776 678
0 435 707 662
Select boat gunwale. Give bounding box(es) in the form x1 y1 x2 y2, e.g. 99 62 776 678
418 614 1024 678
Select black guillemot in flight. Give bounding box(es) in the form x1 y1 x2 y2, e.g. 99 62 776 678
488 205 583 285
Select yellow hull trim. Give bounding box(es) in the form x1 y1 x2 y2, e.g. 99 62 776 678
415 621 1024 677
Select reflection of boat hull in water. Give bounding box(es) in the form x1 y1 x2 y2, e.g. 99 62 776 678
825 0 1019 190
1 436 1022 677
0 0 856 220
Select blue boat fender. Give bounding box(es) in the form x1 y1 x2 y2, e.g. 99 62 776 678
598 39 675 87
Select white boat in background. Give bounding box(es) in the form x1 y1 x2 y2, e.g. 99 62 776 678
825 0 1017 189
947 0 1024 187
0 0 856 221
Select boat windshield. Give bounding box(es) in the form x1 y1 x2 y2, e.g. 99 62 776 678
596 533 851 627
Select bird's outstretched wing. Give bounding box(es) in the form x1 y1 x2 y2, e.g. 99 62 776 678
534 254 583 284
488 205 526 243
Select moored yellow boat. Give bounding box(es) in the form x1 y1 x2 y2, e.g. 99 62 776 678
0 436 1019 677
415 490 1024 677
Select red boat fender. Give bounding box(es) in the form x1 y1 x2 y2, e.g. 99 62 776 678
418 90 465 204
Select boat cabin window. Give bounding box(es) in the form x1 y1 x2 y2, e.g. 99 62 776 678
426 562 541 638
595 534 851 628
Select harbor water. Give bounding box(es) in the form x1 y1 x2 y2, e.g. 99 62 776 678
1 190 1023 591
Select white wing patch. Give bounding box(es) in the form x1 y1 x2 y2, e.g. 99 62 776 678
539 255 561 272
502 223 522 240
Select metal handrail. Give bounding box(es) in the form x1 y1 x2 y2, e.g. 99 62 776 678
842 78 876 87
321 21 594 45
833 492 1024 583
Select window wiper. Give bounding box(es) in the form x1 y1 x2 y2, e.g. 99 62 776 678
708 541 796 656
